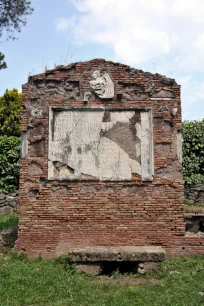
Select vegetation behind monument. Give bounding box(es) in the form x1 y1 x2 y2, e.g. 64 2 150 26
0 89 21 192
182 120 204 185
0 89 21 136
0 0 33 70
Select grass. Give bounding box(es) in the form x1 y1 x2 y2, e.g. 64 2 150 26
1 254 204 306
0 213 18 232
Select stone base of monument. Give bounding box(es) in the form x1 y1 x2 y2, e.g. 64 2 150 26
67 246 165 276
75 263 103 276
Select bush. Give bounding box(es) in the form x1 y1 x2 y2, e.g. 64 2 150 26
0 89 21 136
0 213 19 232
0 136 20 192
182 120 204 184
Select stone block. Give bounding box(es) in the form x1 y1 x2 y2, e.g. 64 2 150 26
10 193 17 197
138 262 161 274
67 246 166 263
75 263 103 276
1 227 18 248
8 201 17 208
0 206 13 215
28 161 43 176
30 139 45 157
0 194 5 200
7 196 16 202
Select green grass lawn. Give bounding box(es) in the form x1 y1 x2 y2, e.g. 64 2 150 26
1 254 204 306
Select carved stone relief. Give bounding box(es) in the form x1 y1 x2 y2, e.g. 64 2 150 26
82 71 175 102
90 71 114 99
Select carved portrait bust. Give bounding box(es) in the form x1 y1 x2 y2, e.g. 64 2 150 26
90 71 114 99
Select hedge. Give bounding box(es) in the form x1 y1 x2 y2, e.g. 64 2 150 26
182 119 204 184
0 136 20 192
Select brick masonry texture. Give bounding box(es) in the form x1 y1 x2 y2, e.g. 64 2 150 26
16 59 204 259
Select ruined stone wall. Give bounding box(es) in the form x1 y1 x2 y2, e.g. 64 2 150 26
0 227 18 252
16 59 200 259
0 192 18 214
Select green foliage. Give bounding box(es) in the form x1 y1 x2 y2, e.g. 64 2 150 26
0 136 20 192
0 0 33 68
0 52 7 70
0 0 33 40
182 120 204 184
0 89 21 136
0 213 18 232
0 89 21 192
1 255 204 305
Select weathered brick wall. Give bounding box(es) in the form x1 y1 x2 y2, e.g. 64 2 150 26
16 59 204 259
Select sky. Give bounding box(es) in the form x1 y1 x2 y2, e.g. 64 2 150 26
1 0 204 121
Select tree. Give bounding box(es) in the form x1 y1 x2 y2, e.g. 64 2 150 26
0 135 20 192
0 89 22 136
182 120 204 184
0 51 6 70
0 0 33 69
0 88 21 192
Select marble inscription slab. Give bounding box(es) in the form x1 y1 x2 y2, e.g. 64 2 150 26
48 108 152 181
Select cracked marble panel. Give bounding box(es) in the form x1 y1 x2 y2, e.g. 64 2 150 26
48 109 142 181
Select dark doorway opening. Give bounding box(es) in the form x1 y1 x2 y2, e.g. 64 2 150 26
102 261 138 276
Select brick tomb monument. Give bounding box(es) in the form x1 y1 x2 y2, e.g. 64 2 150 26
16 59 204 274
